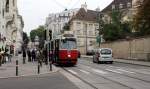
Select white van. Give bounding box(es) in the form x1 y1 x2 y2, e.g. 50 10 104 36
93 48 113 64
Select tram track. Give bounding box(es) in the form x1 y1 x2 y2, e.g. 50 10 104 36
79 62 150 83
80 59 150 82
76 64 134 89
62 67 99 89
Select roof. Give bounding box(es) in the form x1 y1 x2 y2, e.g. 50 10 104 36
70 8 99 22
101 0 132 13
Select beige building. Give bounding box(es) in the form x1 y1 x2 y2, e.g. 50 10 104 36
101 0 133 23
0 0 24 54
69 4 99 54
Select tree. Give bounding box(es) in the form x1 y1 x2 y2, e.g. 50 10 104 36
30 25 45 49
62 23 70 33
102 10 132 41
133 0 150 36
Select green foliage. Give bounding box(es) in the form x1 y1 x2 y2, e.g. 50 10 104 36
23 32 29 49
23 32 29 45
30 25 45 48
102 10 132 41
133 0 150 36
62 23 70 33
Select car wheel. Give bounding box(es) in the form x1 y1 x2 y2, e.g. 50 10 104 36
110 61 113 64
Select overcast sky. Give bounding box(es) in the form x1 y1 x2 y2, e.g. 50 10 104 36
17 0 113 35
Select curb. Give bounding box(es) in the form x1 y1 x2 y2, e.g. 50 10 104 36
114 60 150 67
0 70 59 79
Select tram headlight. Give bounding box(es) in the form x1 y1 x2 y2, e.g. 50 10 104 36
68 54 71 58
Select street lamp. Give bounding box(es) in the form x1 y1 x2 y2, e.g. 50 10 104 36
97 8 103 47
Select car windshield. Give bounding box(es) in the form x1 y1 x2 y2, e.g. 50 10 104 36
100 49 111 54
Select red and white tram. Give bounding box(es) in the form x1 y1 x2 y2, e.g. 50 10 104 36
50 33 78 66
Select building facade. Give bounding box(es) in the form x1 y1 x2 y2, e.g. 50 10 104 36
101 0 133 23
69 4 99 54
45 9 79 39
0 0 23 54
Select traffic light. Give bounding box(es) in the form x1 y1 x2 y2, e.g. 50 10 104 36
49 30 52 40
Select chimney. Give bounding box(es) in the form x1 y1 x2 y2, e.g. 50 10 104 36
81 2 87 12
95 7 100 12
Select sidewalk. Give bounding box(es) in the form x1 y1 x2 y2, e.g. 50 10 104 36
81 55 150 67
0 55 59 78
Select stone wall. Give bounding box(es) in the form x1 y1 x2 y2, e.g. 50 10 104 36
99 37 150 61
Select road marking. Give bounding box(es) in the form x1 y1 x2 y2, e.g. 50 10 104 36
78 69 90 74
68 70 78 75
117 69 135 74
92 69 108 74
106 69 122 74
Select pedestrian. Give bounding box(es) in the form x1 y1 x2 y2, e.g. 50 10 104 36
27 49 31 62
31 49 36 62
0 48 2 66
37 50 43 67
22 49 26 64
43 48 47 65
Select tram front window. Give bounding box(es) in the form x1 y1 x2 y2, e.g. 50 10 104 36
61 39 77 49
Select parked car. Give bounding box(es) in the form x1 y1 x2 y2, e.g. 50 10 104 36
86 50 94 55
93 48 113 64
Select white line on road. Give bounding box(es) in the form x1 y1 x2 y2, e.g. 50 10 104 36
92 69 108 74
106 69 123 74
117 69 135 74
78 69 90 74
68 70 78 75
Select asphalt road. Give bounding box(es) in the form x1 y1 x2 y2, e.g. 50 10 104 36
61 58 150 89
0 72 79 89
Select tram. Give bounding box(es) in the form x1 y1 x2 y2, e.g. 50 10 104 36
50 33 78 66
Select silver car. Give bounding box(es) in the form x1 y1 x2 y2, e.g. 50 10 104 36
93 48 113 64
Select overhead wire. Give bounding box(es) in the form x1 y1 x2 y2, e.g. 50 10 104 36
70 0 81 9
50 0 67 9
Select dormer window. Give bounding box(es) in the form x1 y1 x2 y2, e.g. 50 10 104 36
112 5 115 10
127 2 131 8
119 3 123 9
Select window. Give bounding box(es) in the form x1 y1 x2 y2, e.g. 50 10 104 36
89 30 93 36
119 3 123 9
112 5 115 10
13 0 15 6
76 30 81 35
127 2 131 8
3 9 4 18
6 0 9 12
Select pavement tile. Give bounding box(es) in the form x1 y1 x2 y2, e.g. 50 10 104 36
0 55 58 78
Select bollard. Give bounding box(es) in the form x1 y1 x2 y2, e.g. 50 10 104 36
49 61 52 71
38 62 40 74
16 60 18 76
0 59 1 67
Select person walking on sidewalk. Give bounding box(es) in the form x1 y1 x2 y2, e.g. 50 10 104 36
23 49 26 64
27 49 31 62
37 49 43 67
0 48 2 66
31 49 36 62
